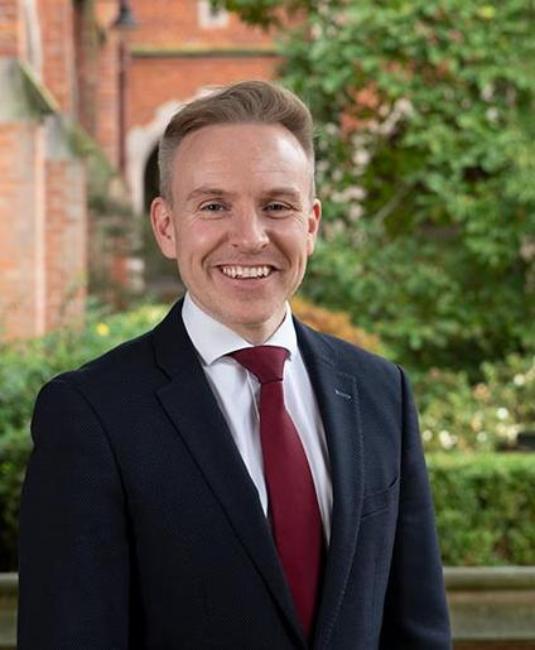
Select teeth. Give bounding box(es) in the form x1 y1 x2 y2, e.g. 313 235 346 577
220 265 271 279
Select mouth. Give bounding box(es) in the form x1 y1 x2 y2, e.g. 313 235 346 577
217 264 276 280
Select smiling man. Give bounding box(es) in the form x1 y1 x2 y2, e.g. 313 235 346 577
150 120 321 343
18 81 451 649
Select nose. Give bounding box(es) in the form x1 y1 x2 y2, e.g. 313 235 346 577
229 208 269 252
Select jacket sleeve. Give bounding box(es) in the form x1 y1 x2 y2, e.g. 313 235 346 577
379 367 452 649
17 376 131 649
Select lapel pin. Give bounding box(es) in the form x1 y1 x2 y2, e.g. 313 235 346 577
335 389 352 400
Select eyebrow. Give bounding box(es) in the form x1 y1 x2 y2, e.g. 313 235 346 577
185 186 303 202
186 187 233 202
262 187 302 202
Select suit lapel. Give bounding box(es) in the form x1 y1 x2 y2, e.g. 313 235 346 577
295 321 364 650
152 301 306 648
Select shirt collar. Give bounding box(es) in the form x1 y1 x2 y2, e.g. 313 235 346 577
181 292 297 366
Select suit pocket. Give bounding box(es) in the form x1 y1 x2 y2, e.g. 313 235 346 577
361 475 399 519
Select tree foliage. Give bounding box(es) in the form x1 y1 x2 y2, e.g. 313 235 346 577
217 0 535 373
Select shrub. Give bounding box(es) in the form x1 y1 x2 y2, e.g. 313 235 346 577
428 453 535 566
0 429 30 570
291 295 382 353
416 354 535 452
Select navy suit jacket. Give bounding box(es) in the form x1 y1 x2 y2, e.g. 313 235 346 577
18 300 451 649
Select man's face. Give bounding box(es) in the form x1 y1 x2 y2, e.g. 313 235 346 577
151 123 321 343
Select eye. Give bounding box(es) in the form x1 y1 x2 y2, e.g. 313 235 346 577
265 202 291 214
200 202 227 213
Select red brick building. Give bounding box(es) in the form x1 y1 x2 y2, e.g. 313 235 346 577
126 0 278 210
0 0 278 340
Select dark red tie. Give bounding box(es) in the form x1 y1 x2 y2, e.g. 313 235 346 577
230 346 324 638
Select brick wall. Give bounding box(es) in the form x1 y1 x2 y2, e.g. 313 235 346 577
44 157 87 331
127 0 278 130
129 0 273 49
38 0 76 114
0 122 45 338
73 0 99 138
0 0 18 56
95 26 121 167
0 0 92 340
128 54 278 128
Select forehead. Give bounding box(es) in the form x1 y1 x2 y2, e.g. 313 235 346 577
170 123 311 196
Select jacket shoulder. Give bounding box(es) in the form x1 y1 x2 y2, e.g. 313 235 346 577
43 327 159 397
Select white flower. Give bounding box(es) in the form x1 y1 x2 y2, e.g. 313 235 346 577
352 149 371 166
378 104 391 117
395 97 414 117
310 23 323 39
481 84 494 101
324 123 339 136
332 169 343 182
513 374 526 386
348 204 364 221
497 407 509 420
366 119 380 134
477 431 488 442
422 429 433 442
486 107 499 123
345 186 367 201
439 430 455 449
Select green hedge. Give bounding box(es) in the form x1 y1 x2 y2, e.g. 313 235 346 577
428 453 535 566
1 441 534 570
0 429 28 570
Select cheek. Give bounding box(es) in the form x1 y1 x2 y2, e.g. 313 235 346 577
176 223 220 261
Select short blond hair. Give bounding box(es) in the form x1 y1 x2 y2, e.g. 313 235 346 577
158 80 315 202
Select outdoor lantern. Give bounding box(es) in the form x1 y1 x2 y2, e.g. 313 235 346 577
113 0 137 29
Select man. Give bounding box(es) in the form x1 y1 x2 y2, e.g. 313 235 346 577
18 80 451 649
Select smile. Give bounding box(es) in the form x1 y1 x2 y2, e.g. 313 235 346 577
219 265 274 279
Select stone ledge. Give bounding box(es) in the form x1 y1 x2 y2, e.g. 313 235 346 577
130 45 279 58
445 567 535 591
445 567 535 641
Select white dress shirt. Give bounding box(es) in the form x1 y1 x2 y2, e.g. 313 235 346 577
182 292 333 542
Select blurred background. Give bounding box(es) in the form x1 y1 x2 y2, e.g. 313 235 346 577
0 0 534 647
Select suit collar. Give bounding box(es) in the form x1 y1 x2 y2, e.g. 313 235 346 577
152 301 364 649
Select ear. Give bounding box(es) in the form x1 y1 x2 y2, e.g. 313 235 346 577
150 196 177 260
306 198 322 256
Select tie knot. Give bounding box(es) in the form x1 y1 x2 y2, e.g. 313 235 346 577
230 346 288 384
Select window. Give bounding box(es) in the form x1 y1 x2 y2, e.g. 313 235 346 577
198 0 229 28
